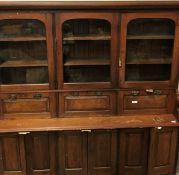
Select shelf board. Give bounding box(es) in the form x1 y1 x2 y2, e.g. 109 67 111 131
0 114 177 133
64 58 110 66
126 58 172 65
127 35 174 40
63 34 111 41
0 60 48 68
0 36 46 42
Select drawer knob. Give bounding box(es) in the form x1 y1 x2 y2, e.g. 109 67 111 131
8 94 17 101
154 90 162 95
70 92 79 96
131 90 140 96
96 91 102 96
33 94 42 99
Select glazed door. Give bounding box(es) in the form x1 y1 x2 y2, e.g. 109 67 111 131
25 132 57 175
56 12 118 89
0 133 27 175
118 129 149 175
0 13 55 92
120 12 179 88
148 127 178 175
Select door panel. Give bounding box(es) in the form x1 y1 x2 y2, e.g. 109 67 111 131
25 132 57 175
148 127 178 175
88 130 117 175
58 131 87 175
119 12 178 88
118 129 149 175
0 133 26 175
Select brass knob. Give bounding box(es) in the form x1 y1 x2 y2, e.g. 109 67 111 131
131 90 140 96
33 94 42 99
153 90 162 95
8 94 17 101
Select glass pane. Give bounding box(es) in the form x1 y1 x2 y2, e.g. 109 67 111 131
0 19 48 85
127 18 175 36
126 18 175 81
64 66 110 83
62 19 111 83
0 19 45 37
0 67 48 84
126 65 171 81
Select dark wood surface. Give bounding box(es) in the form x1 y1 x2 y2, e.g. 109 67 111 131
148 127 178 175
25 132 57 175
118 128 149 175
0 5 178 175
0 114 177 133
0 1 179 10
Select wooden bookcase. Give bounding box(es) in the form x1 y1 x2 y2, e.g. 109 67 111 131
0 2 178 175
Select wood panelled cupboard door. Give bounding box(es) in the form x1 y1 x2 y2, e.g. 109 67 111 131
148 127 178 175
88 130 117 175
118 129 149 175
58 131 88 175
25 132 57 175
0 133 26 175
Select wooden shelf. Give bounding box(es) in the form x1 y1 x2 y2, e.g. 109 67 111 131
64 58 110 66
126 58 172 65
127 35 174 40
0 114 177 133
0 60 48 68
63 34 111 41
0 36 46 42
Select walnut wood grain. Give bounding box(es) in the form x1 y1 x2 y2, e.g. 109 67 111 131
0 114 177 133
0 1 179 10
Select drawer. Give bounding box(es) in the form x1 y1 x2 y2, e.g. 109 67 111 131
119 90 170 114
59 91 116 116
0 92 51 118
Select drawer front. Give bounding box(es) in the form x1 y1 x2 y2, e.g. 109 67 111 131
119 90 169 114
124 95 167 109
1 93 50 115
60 92 116 115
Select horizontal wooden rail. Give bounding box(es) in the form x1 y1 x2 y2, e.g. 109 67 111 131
0 114 177 133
